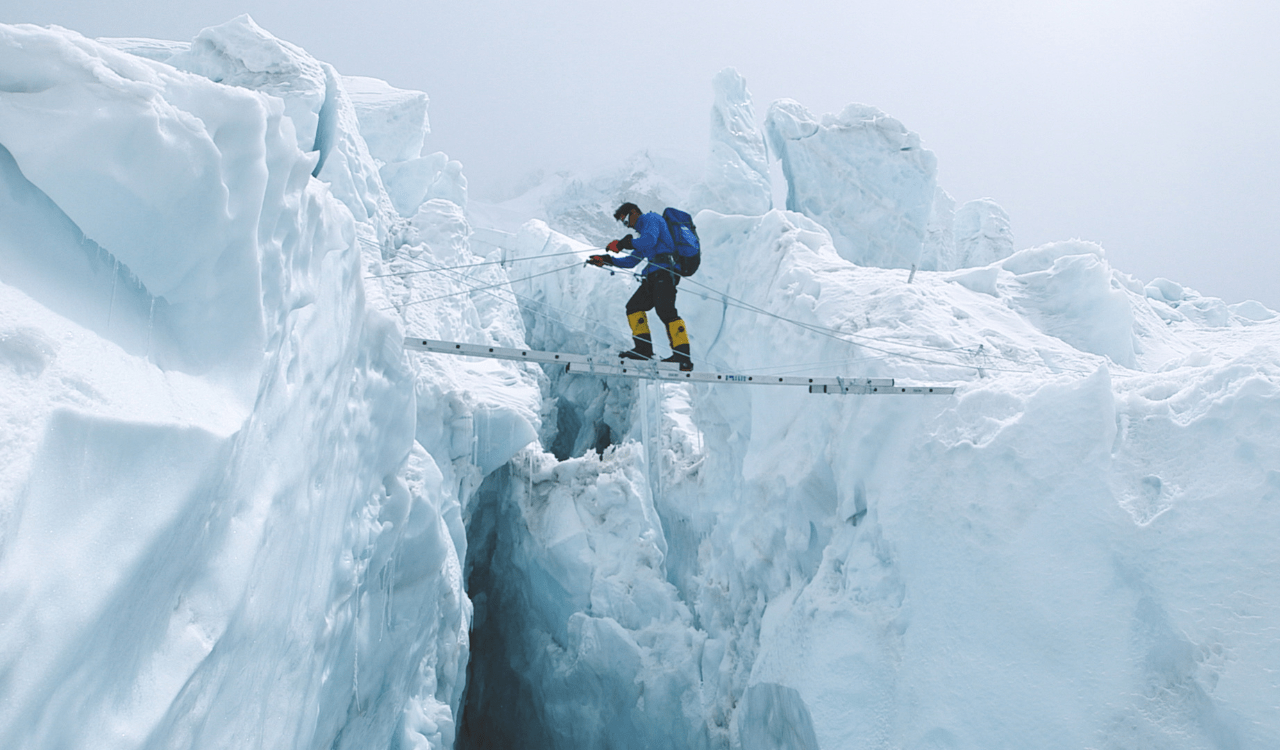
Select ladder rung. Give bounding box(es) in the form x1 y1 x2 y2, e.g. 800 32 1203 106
404 337 954 394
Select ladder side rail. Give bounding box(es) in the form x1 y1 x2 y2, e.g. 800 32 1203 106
406 337 953 394
405 337 602 367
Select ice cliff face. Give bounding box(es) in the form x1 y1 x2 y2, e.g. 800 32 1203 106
688 67 772 216
4 17 1280 750
764 97 1018 274
0 20 472 750
766 99 940 271
343 74 468 217
954 197 1014 267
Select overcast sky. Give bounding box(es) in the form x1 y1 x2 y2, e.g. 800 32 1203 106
4 0 1278 306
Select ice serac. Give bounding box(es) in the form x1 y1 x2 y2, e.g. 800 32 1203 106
381 151 469 216
170 15 399 233
169 15 328 154
922 186 958 271
0 21 477 750
955 197 1014 267
766 99 939 270
0 22 293 384
999 240 1139 367
1142 276 1265 327
689 67 772 216
344 74 467 216
344 74 430 164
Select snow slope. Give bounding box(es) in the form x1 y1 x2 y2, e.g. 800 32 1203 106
3 16 1280 750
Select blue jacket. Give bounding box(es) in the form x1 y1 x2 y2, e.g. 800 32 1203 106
612 212 675 276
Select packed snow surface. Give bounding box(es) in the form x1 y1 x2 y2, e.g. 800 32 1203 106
3 18 1280 750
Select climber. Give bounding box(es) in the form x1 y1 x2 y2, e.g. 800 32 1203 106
587 202 693 371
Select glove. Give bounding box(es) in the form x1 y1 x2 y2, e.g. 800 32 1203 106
618 234 634 250
587 254 611 267
606 240 620 254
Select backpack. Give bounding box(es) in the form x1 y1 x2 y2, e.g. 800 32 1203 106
662 207 701 277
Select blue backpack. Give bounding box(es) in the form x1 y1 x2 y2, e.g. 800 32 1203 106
662 207 701 277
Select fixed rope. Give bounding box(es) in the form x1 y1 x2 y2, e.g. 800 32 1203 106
365 249 588 280
383 262 580 311
365 231 1094 378
375 253 632 352
672 272 1096 376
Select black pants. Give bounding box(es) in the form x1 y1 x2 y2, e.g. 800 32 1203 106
625 270 680 324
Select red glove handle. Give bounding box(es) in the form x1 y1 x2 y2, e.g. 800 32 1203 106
606 240 620 253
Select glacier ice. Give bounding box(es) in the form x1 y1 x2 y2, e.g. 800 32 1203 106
954 197 1014 267
344 74 430 165
762 95 1017 275
170 15 400 231
343 73 468 217
688 67 772 216
168 15 329 154
0 20 470 750
478 206 1280 749
765 99 939 270
3 16 1280 750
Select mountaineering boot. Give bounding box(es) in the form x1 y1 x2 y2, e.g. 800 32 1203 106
620 311 654 360
660 351 692 370
662 319 693 371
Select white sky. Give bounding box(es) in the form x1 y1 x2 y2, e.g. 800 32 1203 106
4 0 1278 306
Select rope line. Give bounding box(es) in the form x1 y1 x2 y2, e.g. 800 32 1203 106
384 262 580 311
379 255 633 351
365 239 630 347
679 274 985 360
674 273 1095 375
366 249 589 279
367 230 1098 379
710 292 1060 375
